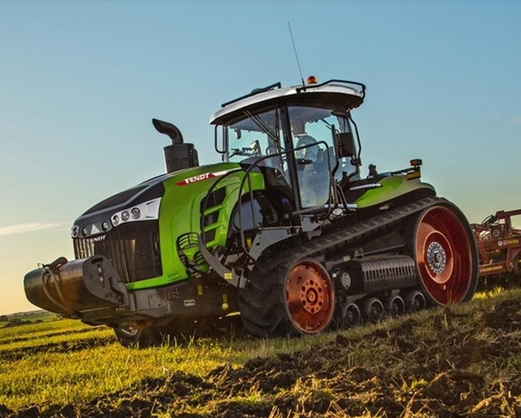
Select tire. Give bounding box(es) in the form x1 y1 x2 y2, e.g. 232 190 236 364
238 258 335 338
114 326 162 348
408 202 479 305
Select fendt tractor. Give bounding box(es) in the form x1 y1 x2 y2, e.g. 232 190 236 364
24 77 479 347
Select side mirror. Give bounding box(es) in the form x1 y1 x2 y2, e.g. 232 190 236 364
336 132 356 158
250 140 261 155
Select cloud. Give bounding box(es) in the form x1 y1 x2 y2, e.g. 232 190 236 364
511 116 521 125
0 223 63 237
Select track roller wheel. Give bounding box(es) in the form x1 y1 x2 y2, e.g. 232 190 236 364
114 325 161 348
238 258 335 337
341 302 362 328
387 295 406 317
408 203 478 305
363 297 385 323
405 290 426 312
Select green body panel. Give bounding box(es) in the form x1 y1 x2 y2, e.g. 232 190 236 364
354 176 436 208
126 162 265 291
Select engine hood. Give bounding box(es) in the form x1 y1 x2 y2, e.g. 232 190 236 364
73 163 241 236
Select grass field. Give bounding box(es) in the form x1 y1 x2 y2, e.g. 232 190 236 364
0 310 59 324
1 289 521 417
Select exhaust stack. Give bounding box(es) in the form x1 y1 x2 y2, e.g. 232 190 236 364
152 118 199 173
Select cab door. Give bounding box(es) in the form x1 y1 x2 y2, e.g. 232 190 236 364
286 106 338 209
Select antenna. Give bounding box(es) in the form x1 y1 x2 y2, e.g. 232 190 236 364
288 22 305 86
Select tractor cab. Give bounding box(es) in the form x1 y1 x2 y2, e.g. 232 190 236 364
210 78 365 211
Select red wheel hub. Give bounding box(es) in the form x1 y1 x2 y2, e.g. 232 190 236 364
300 278 325 314
286 260 334 333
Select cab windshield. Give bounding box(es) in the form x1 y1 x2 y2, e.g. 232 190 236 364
225 105 357 181
227 107 284 168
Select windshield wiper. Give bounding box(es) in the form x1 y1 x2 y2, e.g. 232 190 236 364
244 110 279 143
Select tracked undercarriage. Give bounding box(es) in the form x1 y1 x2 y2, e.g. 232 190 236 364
236 196 477 337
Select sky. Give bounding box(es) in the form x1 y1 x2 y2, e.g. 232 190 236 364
1 0 520 315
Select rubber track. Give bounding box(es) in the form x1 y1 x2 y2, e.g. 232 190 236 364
238 196 444 337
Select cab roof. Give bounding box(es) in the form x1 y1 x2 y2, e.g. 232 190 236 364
209 79 366 126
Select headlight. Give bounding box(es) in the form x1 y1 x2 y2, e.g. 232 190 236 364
110 198 161 228
131 207 141 219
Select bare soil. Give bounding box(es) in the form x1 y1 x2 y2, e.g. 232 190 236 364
0 334 114 362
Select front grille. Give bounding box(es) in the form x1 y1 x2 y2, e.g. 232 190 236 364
73 221 162 283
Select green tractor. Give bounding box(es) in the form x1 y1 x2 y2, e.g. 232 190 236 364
24 78 479 346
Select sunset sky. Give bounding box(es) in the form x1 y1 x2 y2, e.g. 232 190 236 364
1 0 520 314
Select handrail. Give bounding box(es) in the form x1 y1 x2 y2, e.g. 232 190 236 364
197 141 339 277
220 79 365 110
296 79 366 98
221 82 282 108
235 140 335 258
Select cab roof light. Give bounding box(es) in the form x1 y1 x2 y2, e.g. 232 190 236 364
307 75 318 85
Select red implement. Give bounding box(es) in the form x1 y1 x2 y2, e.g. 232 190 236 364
471 209 521 285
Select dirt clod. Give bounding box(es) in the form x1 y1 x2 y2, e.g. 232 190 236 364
0 405 12 418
